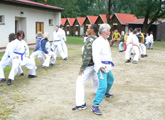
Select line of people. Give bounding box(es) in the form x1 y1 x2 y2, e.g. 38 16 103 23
0 24 68 85
125 28 149 64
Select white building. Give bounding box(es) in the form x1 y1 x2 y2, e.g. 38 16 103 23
0 0 64 49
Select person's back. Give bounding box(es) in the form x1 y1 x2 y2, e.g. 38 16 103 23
132 34 139 46
126 32 133 45
137 32 142 43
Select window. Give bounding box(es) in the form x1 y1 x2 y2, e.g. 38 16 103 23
0 15 5 25
49 19 53 26
36 22 44 34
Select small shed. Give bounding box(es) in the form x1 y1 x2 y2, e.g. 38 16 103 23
73 17 86 36
64 18 75 36
83 15 98 35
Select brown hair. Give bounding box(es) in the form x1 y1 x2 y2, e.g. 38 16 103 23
16 30 25 39
9 33 16 42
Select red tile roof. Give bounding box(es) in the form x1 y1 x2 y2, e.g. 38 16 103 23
99 14 112 23
6 0 64 11
77 17 86 26
114 13 137 25
127 18 145 24
127 18 165 25
87 16 98 24
61 18 67 26
67 18 76 26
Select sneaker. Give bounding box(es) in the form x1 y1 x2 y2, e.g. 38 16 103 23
131 53 134 55
72 103 87 111
0 78 6 83
42 67 45 70
91 105 102 115
20 73 24 76
63 57 69 61
7 79 12 85
49 63 54 67
105 93 114 98
28 75 37 78
144 54 148 57
141 55 145 58
125 60 131 63
132 60 137 64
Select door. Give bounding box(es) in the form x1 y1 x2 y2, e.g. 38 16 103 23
15 20 18 34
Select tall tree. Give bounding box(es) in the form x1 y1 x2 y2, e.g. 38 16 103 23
106 0 111 24
133 0 165 33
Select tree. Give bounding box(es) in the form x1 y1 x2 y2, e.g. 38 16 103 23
133 0 165 33
106 0 112 24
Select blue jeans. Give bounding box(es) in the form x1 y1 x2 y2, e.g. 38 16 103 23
93 70 114 105
119 42 124 51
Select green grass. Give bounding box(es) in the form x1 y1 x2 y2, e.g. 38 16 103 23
153 41 165 48
66 36 84 45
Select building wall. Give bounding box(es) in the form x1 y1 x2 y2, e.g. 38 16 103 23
110 16 122 33
83 19 90 35
95 17 104 26
73 20 80 36
80 26 84 36
0 3 61 48
95 17 104 35
156 22 165 40
64 21 70 36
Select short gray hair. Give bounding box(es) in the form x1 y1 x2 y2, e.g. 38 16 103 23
99 23 111 35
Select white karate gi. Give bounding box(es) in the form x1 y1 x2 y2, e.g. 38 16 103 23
125 32 133 60
51 30 67 61
132 35 140 61
0 41 23 79
8 39 36 80
150 34 154 48
60 28 68 57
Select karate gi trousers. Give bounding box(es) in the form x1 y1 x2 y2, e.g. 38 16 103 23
132 45 140 61
125 44 133 60
8 57 36 80
30 51 45 63
76 66 99 106
0 59 23 79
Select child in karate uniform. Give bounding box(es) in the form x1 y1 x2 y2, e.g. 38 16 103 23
0 33 24 83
